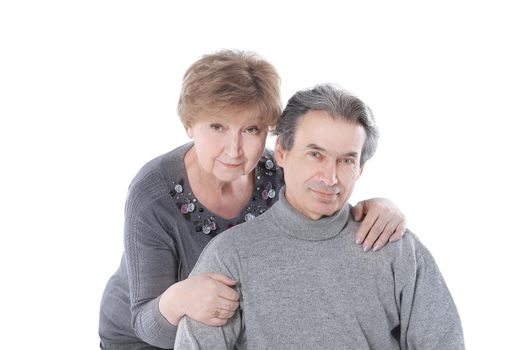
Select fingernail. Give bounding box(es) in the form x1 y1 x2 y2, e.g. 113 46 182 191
363 244 369 252
355 239 362 245
372 245 379 252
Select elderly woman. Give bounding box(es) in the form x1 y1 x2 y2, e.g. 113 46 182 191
99 50 406 350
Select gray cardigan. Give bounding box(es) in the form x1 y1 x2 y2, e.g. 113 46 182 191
175 188 464 349
99 143 283 348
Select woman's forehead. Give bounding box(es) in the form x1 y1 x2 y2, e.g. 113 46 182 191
203 105 266 124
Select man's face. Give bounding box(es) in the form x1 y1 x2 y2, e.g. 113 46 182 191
275 110 367 220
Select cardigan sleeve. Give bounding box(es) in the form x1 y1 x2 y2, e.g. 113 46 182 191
124 178 180 349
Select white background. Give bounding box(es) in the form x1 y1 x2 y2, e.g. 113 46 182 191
1 1 524 348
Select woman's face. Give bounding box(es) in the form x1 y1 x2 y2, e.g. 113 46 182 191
186 108 268 183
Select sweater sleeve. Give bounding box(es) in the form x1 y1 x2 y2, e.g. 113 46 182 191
124 179 180 348
175 313 243 350
398 244 465 350
174 234 244 349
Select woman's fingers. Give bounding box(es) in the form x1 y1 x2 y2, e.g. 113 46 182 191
181 273 240 325
354 209 380 245
204 273 239 301
217 299 240 313
371 218 402 251
361 211 389 251
389 220 407 242
212 306 237 320
353 198 407 251
206 272 237 286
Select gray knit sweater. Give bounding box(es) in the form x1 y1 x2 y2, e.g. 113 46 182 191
99 143 283 348
174 188 464 350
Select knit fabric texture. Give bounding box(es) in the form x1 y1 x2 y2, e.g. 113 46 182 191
175 187 464 349
99 143 283 348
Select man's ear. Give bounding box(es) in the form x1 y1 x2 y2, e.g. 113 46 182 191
357 163 365 178
274 137 286 167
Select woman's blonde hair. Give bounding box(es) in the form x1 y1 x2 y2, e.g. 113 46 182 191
177 50 282 128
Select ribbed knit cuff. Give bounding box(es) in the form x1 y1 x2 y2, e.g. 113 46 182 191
137 296 179 348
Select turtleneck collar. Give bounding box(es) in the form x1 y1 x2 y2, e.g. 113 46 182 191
270 187 352 241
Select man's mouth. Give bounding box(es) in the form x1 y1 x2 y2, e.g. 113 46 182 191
310 188 340 197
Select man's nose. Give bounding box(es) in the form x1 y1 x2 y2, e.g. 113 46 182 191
319 162 338 186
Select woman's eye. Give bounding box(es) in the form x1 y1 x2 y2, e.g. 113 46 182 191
210 124 223 131
245 126 260 134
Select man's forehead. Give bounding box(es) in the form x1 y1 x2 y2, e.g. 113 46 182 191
294 112 366 156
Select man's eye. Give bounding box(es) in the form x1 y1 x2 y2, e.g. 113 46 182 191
309 151 322 159
341 158 357 167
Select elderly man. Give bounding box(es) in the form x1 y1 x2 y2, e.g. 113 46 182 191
174 84 464 349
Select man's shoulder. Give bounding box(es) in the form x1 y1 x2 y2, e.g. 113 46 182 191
400 230 429 253
381 229 434 265
222 209 276 243
190 224 246 277
199 208 278 261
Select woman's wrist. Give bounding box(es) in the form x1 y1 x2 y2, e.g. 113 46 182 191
159 281 186 326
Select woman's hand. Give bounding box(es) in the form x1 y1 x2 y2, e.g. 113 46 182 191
352 198 406 252
160 273 240 327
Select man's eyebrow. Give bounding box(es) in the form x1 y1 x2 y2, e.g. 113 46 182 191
305 143 325 151
342 151 359 158
305 143 359 157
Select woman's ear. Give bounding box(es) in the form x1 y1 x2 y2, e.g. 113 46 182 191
185 125 193 138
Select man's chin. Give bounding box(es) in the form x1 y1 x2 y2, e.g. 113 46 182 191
311 203 341 217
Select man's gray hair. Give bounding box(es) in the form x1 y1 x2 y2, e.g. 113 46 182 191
274 83 379 166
